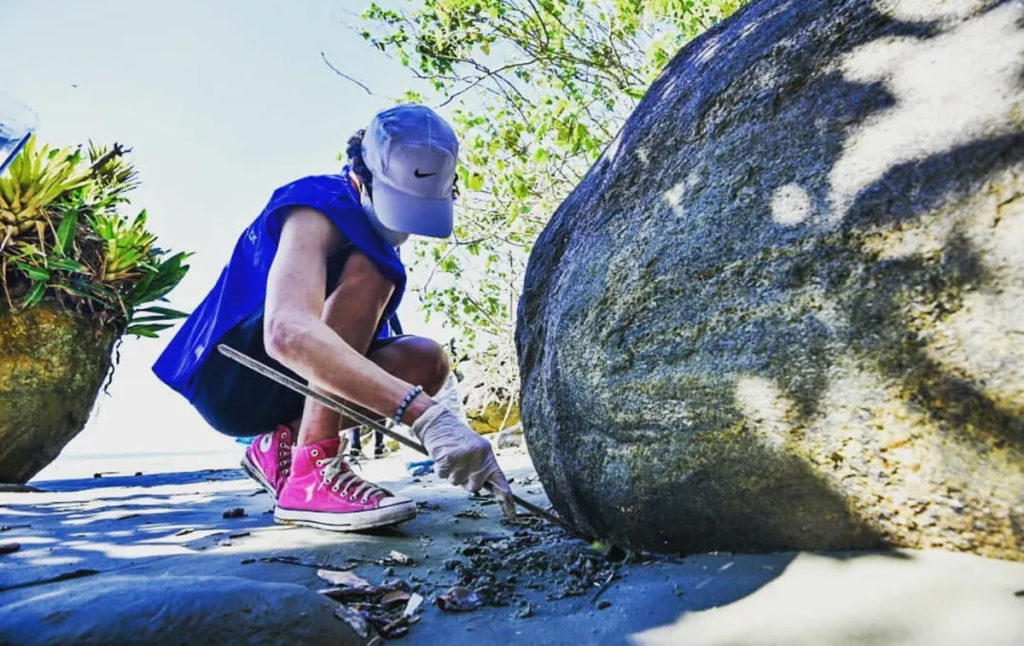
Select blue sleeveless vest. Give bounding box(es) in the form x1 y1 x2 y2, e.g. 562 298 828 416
152 172 406 401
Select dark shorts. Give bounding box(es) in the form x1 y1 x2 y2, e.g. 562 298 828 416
191 312 405 438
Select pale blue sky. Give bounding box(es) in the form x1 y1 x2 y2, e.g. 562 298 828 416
0 0 450 463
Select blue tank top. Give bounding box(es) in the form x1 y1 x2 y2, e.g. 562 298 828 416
152 172 406 401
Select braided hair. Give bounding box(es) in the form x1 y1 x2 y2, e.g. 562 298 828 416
346 129 373 197
345 128 460 201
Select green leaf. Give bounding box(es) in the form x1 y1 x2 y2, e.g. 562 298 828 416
22 281 46 307
135 305 190 318
54 210 79 256
11 261 51 282
46 257 88 273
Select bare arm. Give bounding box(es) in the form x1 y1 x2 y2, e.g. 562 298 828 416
263 207 433 422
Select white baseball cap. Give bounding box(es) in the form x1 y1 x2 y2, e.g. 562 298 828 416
362 104 458 238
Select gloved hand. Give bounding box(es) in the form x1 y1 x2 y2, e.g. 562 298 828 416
410 403 513 509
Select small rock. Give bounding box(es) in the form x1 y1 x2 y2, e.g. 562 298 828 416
385 567 395 576
435 586 483 612
515 601 534 619
222 508 246 519
597 600 612 610
443 559 464 571
0 543 21 555
389 550 415 565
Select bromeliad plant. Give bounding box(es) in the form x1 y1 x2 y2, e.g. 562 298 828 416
0 135 189 337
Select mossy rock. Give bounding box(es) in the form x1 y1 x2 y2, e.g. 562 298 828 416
517 1 1024 560
467 400 521 434
0 303 115 483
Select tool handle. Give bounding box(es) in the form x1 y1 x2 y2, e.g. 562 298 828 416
218 344 427 455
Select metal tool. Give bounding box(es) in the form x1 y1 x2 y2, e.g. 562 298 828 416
217 344 594 541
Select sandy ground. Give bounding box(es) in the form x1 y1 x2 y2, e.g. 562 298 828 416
2 444 1023 645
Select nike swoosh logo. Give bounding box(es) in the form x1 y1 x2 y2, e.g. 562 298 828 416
414 169 437 178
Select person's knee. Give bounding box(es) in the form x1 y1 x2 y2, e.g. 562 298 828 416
407 337 450 393
376 336 450 395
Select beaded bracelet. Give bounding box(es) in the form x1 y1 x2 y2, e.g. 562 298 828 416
393 385 423 426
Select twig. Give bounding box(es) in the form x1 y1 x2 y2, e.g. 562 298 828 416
591 570 617 603
255 555 357 571
437 59 538 108
0 568 99 593
321 51 375 96
88 143 129 173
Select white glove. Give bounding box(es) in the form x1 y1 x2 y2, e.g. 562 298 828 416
410 403 513 505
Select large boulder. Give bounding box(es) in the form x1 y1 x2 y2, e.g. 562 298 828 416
516 0 1024 560
0 304 115 482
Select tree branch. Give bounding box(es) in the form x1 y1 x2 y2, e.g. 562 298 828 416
321 51 375 95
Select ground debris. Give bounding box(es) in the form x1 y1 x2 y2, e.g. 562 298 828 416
253 555 355 571
0 543 21 555
323 572 424 641
388 550 415 565
0 524 31 532
174 527 195 536
346 551 420 568
437 516 622 610
334 605 370 639
515 601 535 619
381 589 411 606
435 586 483 612
454 509 487 520
403 593 424 616
222 507 246 519
318 569 373 589
406 459 434 477
591 571 617 603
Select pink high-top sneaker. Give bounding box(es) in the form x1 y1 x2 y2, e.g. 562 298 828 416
241 425 293 497
275 437 416 531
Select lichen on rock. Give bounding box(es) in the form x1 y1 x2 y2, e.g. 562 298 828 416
516 0 1024 560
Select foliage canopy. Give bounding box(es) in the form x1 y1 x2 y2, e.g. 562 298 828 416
358 0 745 407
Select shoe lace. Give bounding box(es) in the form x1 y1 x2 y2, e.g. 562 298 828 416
317 456 385 503
277 430 292 476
